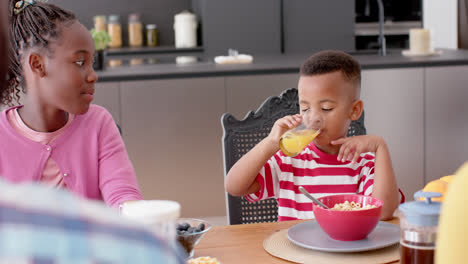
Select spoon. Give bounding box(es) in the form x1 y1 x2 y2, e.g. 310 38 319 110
298 186 330 209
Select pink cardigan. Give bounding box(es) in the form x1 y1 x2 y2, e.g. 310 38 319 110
0 105 143 207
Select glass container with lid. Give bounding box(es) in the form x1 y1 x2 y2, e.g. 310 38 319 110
146 24 158 47
398 191 441 264
128 13 143 47
108 15 122 48
93 15 106 32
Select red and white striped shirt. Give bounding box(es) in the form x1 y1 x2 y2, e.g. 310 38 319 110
246 143 375 221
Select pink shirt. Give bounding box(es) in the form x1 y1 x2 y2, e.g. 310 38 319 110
0 105 143 208
7 107 74 187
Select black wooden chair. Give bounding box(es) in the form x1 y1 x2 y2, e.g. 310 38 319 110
116 123 122 135
221 88 366 225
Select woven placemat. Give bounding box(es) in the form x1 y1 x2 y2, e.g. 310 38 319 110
263 229 400 264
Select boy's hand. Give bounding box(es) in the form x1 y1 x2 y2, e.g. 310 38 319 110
266 114 302 144
331 135 385 164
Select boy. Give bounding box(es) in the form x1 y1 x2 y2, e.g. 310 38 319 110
225 50 400 221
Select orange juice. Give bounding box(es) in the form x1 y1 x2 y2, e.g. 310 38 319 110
279 129 320 157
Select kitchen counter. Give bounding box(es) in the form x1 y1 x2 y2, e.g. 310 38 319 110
96 49 468 82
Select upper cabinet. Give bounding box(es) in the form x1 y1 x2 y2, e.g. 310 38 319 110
195 0 282 56
194 0 355 56
282 0 355 54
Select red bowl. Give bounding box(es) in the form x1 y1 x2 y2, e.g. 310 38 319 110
313 194 383 241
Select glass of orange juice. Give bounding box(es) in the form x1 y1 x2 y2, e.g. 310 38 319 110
279 111 324 157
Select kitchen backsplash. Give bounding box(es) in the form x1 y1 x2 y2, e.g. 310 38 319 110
52 0 192 47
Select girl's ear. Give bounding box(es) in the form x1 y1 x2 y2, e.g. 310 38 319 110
28 52 46 77
349 99 363 121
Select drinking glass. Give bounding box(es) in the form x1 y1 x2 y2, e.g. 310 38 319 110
119 200 180 246
279 110 324 157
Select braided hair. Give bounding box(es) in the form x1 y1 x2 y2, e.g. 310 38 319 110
0 3 7 95
3 0 76 106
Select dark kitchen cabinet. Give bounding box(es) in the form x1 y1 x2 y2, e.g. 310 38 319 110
193 0 282 56
282 0 355 54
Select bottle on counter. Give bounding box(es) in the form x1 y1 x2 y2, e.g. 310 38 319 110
108 15 122 48
93 15 107 32
128 13 143 47
146 24 158 47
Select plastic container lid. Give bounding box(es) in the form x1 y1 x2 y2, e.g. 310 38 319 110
94 15 106 21
108 15 120 23
146 24 157 30
120 200 181 224
174 10 196 23
128 13 141 23
398 191 441 227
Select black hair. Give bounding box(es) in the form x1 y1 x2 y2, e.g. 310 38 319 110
0 2 7 95
2 0 76 106
300 50 361 90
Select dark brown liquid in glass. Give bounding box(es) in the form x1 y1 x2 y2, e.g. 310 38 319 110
400 243 434 264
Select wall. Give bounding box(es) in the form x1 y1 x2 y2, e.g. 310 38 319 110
423 0 458 49
52 0 191 46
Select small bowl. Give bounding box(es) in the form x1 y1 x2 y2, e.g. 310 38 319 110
313 194 383 241
176 218 212 258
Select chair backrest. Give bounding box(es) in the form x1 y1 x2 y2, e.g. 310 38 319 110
116 123 122 135
221 88 366 225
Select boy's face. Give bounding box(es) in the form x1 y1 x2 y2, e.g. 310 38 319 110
298 71 362 154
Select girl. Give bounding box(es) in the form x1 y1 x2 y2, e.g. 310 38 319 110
0 0 143 208
0 2 6 93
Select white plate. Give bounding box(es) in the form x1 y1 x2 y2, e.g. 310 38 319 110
287 221 400 253
402 49 442 57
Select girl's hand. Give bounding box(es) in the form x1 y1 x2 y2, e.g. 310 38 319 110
331 135 385 164
266 114 302 145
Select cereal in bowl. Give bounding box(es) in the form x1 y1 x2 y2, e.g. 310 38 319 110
188 256 221 264
331 201 377 211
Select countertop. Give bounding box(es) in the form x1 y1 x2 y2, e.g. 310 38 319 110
96 49 468 82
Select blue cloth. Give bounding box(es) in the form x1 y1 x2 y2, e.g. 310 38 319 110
0 179 186 264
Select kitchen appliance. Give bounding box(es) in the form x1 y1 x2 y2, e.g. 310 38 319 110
356 0 421 22
355 0 422 50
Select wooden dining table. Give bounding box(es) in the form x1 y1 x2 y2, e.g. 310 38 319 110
193 218 401 264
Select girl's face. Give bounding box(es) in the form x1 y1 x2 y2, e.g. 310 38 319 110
39 21 97 115
298 71 361 154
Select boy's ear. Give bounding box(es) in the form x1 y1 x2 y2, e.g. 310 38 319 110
28 52 46 77
349 99 363 121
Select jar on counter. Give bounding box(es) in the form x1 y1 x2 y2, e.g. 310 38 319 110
398 191 441 264
128 13 143 47
93 15 106 32
174 10 197 48
108 15 122 48
146 24 158 47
